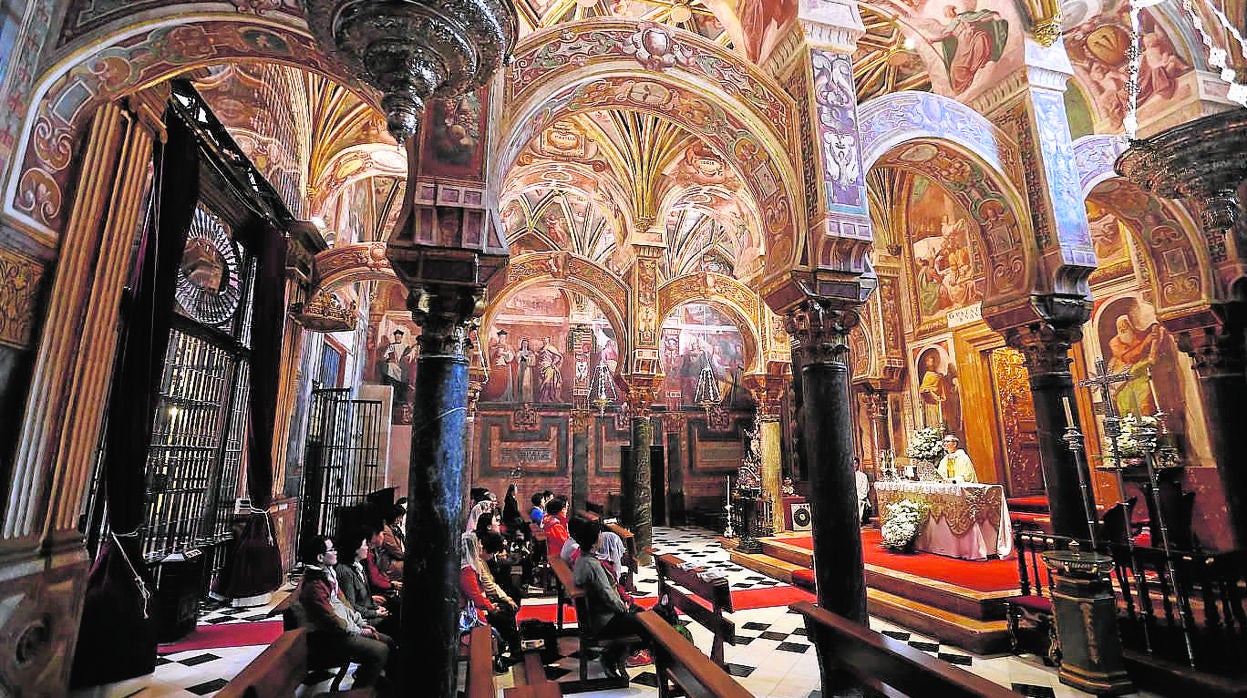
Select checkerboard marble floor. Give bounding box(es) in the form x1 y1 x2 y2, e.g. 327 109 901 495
72 526 1161 698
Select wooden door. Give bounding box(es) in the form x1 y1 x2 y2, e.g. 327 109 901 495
989 348 1044 497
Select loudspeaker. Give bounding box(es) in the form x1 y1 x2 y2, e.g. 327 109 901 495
790 502 812 531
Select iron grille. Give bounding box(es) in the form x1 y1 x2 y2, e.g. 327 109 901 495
297 388 385 560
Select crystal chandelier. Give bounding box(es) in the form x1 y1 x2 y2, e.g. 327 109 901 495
589 359 618 415
693 357 721 415
302 0 519 143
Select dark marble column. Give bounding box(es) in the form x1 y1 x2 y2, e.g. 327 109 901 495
786 300 866 624
623 415 654 561
1177 315 1247 549
1004 309 1094 541
570 410 590 515
400 285 477 697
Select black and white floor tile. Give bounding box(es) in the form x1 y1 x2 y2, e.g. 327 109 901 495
73 527 1160 698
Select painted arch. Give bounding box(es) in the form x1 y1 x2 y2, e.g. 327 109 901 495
859 91 1039 307
657 272 764 374
497 20 802 279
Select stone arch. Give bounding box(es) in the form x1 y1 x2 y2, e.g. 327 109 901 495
310 144 407 218
484 252 630 362
859 91 1040 308
497 19 802 277
313 242 399 294
4 13 376 243
1073 135 1214 314
656 273 764 374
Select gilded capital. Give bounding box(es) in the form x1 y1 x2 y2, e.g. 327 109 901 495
408 284 483 358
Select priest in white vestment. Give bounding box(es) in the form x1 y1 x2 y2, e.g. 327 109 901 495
938 434 977 483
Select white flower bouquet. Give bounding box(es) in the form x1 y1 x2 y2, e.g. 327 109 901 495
881 498 928 552
906 427 945 462
1105 413 1159 459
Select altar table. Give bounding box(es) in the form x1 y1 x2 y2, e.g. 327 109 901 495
874 481 1013 560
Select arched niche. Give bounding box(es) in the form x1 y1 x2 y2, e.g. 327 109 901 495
656 299 756 410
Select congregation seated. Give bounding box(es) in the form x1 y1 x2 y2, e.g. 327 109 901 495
377 504 406 577
296 536 392 690
541 497 570 560
460 531 522 667
334 531 394 634
570 518 650 678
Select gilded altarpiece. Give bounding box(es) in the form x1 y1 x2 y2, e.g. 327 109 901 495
989 347 1043 497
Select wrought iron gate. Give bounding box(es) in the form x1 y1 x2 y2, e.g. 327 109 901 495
297 388 385 560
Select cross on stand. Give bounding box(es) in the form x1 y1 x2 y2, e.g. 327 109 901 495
1077 357 1132 420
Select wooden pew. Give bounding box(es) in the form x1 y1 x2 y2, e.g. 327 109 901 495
636 610 753 698
217 627 374 698
653 553 735 667
792 601 1016 698
465 625 496 698
503 649 563 698
547 554 633 692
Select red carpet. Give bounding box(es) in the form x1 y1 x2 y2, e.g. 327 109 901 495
784 530 1019 593
516 585 815 624
158 620 284 654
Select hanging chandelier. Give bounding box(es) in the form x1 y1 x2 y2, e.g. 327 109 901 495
589 359 618 415
302 0 518 144
693 357 721 415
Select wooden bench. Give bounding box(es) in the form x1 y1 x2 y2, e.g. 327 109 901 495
1004 528 1063 666
217 627 373 698
547 554 634 692
792 601 1016 698
636 610 753 698
653 553 735 667
503 648 563 698
465 625 496 698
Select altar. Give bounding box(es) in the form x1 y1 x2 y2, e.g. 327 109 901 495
874 481 1013 560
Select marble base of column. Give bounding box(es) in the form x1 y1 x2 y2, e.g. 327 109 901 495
399 295 472 698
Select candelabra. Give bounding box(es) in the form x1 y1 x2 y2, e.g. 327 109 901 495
1060 397 1100 552
589 359 618 415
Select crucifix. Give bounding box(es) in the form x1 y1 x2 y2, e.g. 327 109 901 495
1077 357 1131 420
1079 355 1154 654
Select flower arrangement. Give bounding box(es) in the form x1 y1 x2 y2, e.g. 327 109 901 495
881 498 928 552
906 427 946 462
1106 413 1159 459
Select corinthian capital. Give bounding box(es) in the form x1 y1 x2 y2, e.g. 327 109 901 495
784 299 859 366
1003 322 1082 376
408 284 483 357
1177 324 1246 377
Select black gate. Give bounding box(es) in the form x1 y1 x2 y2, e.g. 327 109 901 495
297 388 385 561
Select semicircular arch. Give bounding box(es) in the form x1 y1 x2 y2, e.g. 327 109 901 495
485 252 630 357
656 272 763 374
311 144 407 216
498 19 801 277
314 242 398 294
5 13 377 243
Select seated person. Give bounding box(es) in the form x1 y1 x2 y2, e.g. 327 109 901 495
568 517 633 605
466 490 496 533
297 536 391 689
542 497 570 560
529 492 546 525
461 532 522 665
379 505 406 570
937 434 978 483
334 531 391 627
570 521 651 678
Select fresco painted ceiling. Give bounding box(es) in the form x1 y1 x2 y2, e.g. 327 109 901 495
499 109 766 283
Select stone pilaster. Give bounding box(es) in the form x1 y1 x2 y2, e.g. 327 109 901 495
630 244 663 375
746 372 788 533
1000 297 1094 541
1174 308 1247 549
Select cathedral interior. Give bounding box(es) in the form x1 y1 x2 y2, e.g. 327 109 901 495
0 0 1246 696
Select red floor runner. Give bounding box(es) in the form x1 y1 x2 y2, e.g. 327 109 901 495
783 530 1019 593
158 620 284 654
516 585 815 624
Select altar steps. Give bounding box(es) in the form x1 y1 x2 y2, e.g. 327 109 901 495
723 534 1015 655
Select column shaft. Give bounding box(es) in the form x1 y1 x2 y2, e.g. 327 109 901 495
760 419 784 533
571 413 590 515
624 416 653 558
400 294 472 698
1006 322 1093 541
1180 322 1247 548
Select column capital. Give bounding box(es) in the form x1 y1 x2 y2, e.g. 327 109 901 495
1176 318 1247 378
859 384 889 422
1003 321 1083 376
744 371 787 421
623 373 661 415
797 0 865 53
407 283 483 357
784 298 860 366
